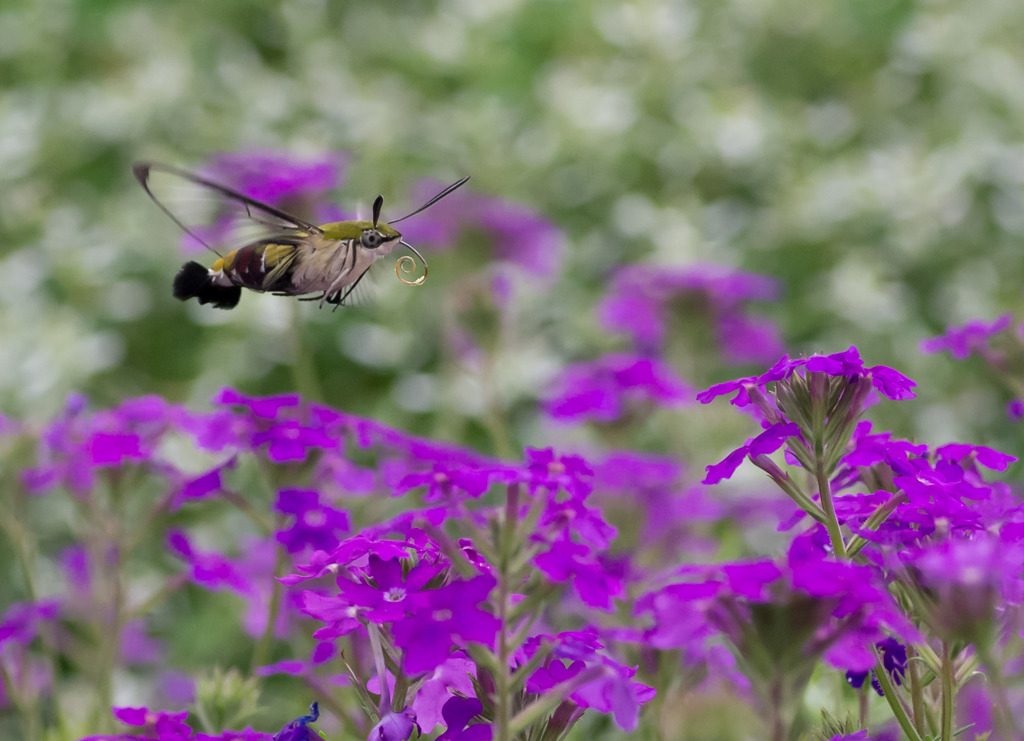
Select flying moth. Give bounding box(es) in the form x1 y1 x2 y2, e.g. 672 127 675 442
134 161 469 309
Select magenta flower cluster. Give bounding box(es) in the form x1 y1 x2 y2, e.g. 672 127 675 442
9 329 1021 740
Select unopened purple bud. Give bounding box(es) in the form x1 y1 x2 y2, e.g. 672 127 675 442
367 710 419 741
750 453 787 482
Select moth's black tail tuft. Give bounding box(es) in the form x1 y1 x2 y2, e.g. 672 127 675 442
173 261 242 309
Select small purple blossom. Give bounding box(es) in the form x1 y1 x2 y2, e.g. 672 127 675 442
107 706 194 739
274 488 351 554
205 151 346 206
391 574 500 673
845 638 906 695
543 353 693 424
166 530 251 594
919 314 1013 359
398 181 565 278
170 152 346 255
436 697 492 741
597 263 784 361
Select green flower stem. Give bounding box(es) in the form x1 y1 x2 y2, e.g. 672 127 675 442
250 539 287 671
873 654 922 741
940 642 954 741
845 492 908 558
508 665 604 736
220 487 277 536
494 483 521 741
753 456 827 523
85 475 127 734
975 643 1017 739
814 461 846 558
0 481 55 741
366 622 392 715
907 647 927 738
338 648 384 723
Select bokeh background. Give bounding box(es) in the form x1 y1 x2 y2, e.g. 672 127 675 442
4 0 1024 737
4 0 1024 451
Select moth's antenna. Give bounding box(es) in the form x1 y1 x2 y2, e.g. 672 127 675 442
390 176 470 224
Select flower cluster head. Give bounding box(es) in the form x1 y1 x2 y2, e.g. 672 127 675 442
597 263 784 362
166 151 348 255
919 313 1014 360
639 538 911 680
20 394 173 497
921 314 1024 421
543 353 692 424
291 539 500 675
699 347 916 485
204 151 347 209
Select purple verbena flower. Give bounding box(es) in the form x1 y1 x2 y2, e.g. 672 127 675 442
543 353 693 424
597 263 784 361
394 462 492 503
111 706 192 738
844 638 907 696
391 574 500 673
21 394 169 497
410 654 478 733
274 488 351 554
699 347 916 409
166 530 251 594
205 151 346 206
170 151 346 255
398 181 565 279
919 314 1013 359
520 448 594 499
436 697 491 741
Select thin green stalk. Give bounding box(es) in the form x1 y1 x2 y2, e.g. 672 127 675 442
250 540 288 670
846 492 908 558
366 623 392 715
907 647 926 738
493 484 519 741
508 666 604 735
874 655 923 741
975 643 1017 739
815 461 846 558
761 464 827 523
940 642 954 741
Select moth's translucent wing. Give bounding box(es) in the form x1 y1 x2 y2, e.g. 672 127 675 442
134 161 322 257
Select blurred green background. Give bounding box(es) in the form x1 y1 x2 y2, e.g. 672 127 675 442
3 0 1024 453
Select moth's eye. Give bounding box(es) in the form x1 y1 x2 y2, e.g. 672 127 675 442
360 230 383 249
